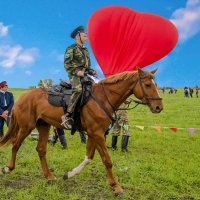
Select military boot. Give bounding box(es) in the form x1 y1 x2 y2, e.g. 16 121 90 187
79 131 86 144
111 135 118 150
61 112 74 129
121 135 129 152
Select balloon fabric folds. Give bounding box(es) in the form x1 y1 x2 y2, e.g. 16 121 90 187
88 6 178 77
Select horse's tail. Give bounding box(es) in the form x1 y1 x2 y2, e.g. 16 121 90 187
0 110 19 147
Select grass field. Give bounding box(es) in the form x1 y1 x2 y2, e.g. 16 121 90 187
0 88 200 200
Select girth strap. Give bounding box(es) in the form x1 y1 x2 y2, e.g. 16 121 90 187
91 93 116 125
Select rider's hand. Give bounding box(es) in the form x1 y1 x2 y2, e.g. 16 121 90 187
77 71 85 77
92 71 98 78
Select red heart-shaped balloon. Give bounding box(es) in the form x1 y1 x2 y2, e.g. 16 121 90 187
88 6 178 77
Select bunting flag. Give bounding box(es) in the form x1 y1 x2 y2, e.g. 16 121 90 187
153 126 161 132
132 125 199 135
135 125 145 130
170 127 178 132
187 128 196 134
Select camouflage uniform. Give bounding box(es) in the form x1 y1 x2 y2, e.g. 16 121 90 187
112 103 130 136
111 98 131 152
64 43 96 113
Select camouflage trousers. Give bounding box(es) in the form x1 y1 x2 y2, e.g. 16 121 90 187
67 76 82 113
112 109 130 136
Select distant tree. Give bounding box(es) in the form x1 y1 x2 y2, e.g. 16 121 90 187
38 79 54 88
38 80 43 88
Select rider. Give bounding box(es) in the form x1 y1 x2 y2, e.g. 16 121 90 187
61 25 98 129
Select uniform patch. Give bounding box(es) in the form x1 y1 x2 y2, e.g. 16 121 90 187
65 53 71 59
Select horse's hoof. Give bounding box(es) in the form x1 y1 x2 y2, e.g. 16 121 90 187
2 166 10 174
47 175 57 184
63 172 68 180
113 185 124 195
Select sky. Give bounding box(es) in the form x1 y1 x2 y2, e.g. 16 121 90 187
0 0 199 88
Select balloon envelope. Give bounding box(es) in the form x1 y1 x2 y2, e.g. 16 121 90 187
88 6 178 77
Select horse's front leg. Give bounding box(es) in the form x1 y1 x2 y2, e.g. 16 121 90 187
63 136 95 179
94 133 123 194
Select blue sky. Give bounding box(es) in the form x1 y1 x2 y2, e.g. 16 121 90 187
0 0 199 88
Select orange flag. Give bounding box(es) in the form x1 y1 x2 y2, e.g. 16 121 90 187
153 126 161 132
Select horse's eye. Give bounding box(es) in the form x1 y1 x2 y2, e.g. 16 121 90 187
145 83 151 88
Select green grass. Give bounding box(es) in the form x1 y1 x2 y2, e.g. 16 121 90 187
0 88 200 199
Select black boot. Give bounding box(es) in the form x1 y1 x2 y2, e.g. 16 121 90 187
58 134 67 149
104 129 109 141
79 131 86 144
121 135 129 152
61 112 74 129
112 136 118 150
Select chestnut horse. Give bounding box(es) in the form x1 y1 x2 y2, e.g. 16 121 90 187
0 68 163 194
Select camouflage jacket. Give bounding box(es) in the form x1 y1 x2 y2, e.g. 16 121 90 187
64 43 96 79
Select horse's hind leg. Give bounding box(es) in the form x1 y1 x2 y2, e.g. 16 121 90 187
2 128 32 174
36 122 56 181
64 136 95 179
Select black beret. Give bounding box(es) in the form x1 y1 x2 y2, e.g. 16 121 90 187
70 25 85 38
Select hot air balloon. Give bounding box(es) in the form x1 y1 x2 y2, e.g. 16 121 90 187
88 6 178 77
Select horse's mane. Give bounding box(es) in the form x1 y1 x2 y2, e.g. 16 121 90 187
99 71 137 85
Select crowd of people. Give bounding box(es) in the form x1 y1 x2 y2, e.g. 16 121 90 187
184 86 199 98
161 86 199 98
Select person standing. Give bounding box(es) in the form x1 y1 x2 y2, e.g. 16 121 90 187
0 81 14 138
111 98 131 152
51 127 67 149
195 87 199 98
61 25 98 129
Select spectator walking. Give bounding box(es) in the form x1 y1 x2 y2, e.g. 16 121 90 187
189 88 193 98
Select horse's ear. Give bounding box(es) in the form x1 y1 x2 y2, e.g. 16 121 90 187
150 68 157 74
137 67 144 75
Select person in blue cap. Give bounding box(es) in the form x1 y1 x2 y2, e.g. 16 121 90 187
61 25 98 129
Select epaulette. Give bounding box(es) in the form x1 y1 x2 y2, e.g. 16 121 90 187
69 44 76 48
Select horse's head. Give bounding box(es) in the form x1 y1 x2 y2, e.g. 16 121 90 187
133 68 163 113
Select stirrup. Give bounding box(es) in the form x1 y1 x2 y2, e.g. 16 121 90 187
61 116 73 129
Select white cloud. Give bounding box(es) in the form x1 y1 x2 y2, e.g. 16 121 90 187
0 45 38 68
0 22 8 37
25 70 32 75
170 0 200 42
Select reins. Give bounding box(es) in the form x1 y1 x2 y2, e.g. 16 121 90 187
90 72 162 126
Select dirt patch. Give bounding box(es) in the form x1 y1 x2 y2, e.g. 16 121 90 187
1 175 31 189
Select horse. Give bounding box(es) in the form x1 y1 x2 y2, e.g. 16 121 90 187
0 68 163 194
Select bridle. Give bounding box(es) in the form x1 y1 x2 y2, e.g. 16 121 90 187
137 75 163 106
91 72 162 125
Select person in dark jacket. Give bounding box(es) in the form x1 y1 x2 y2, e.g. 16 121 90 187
0 81 14 137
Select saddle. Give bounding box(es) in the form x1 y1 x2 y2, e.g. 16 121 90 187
47 77 94 133
47 80 72 108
